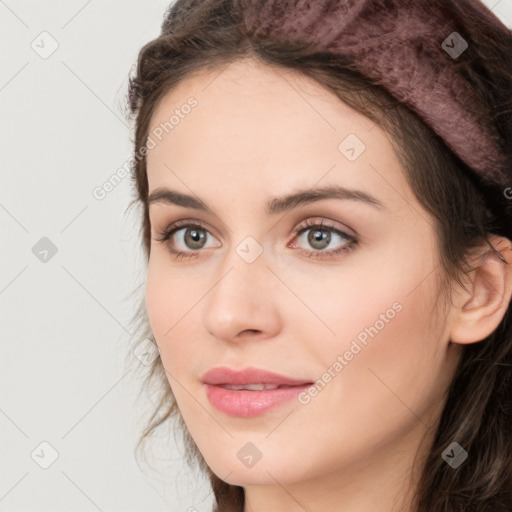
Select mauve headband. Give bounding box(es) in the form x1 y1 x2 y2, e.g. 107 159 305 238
234 0 512 237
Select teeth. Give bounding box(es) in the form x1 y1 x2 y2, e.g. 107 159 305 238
222 383 280 391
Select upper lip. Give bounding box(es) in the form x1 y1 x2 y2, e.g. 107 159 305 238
201 366 313 386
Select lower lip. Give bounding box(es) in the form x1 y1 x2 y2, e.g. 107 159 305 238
204 384 312 417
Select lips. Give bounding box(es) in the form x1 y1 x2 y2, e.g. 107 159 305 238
201 366 314 417
200 366 313 387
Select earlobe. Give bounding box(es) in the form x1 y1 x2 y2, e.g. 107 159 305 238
449 236 512 345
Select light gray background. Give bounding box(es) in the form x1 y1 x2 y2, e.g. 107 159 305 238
1 1 511 511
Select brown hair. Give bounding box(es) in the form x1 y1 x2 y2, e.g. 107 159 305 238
124 1 512 510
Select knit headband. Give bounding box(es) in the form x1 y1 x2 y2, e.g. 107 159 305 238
235 0 512 237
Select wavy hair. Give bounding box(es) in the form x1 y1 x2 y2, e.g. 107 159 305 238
124 1 512 510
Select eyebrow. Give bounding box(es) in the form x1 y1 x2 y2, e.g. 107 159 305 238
147 184 385 215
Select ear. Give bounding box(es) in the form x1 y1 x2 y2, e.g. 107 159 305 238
450 235 512 345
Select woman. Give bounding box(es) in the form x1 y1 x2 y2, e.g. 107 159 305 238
125 1 512 510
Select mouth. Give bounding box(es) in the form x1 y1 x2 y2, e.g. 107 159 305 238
219 383 301 390
201 366 314 417
200 365 313 387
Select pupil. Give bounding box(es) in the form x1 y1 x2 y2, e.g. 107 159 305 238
186 228 205 248
309 229 330 249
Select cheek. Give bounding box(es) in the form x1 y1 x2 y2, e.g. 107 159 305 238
145 257 189 362
145 259 171 338
145 253 195 335
327 297 444 440
145 257 207 370
297 248 445 412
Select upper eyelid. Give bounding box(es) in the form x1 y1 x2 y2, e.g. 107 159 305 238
296 218 355 237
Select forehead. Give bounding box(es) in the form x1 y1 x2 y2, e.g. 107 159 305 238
148 58 373 157
145 58 416 211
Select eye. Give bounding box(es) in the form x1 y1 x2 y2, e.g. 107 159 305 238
154 218 357 261
154 220 219 259
290 218 357 259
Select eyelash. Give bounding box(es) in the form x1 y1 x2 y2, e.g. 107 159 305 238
154 218 358 261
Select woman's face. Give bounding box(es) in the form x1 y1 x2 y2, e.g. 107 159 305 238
145 58 462 492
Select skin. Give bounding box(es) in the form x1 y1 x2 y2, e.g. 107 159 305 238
144 57 512 512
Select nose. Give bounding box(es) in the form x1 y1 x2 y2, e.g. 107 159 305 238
202 247 282 343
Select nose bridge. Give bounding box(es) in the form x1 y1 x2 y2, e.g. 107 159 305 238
216 231 268 291
202 236 280 341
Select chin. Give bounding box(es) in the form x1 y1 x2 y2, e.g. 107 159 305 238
214 465 287 487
